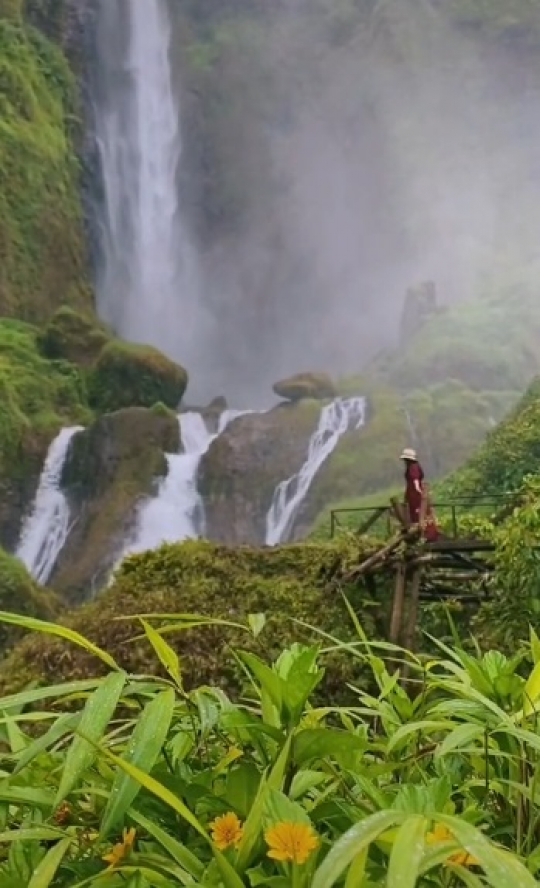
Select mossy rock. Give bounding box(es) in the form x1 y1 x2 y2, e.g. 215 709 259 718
199 400 321 543
0 537 385 702
38 306 110 367
0 548 59 652
88 341 189 413
50 406 180 598
273 372 336 402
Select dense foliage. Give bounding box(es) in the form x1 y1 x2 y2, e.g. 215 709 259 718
0 610 539 885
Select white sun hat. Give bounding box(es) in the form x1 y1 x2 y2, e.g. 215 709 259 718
400 447 417 461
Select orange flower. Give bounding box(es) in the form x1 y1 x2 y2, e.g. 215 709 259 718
426 823 479 868
102 827 136 869
265 821 319 865
210 812 244 850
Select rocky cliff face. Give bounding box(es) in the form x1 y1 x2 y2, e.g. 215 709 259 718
199 401 321 544
52 406 179 598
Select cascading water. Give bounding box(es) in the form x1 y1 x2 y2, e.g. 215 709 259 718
94 0 199 360
16 426 84 584
265 397 366 546
119 410 247 559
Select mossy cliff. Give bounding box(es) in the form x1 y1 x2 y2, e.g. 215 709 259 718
0 309 187 555
0 536 383 701
0 8 92 319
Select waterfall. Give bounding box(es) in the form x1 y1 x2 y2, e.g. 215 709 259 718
94 0 199 360
265 397 366 546
119 410 247 559
16 426 84 584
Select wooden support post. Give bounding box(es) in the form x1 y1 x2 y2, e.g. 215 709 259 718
389 562 407 644
402 567 422 654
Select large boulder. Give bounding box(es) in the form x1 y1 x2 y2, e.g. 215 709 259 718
199 401 321 543
273 372 336 402
51 406 180 598
88 341 188 413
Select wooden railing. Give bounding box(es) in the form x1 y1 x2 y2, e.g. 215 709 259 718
329 493 517 539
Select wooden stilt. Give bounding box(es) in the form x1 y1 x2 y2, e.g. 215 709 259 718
402 567 422 653
389 562 407 644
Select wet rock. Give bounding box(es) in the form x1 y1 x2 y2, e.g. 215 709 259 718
199 401 321 543
273 372 337 402
88 341 188 413
51 406 179 599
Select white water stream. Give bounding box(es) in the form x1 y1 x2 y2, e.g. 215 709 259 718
119 410 247 559
94 0 199 358
16 426 84 584
265 396 366 545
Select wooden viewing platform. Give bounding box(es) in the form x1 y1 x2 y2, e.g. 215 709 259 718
328 493 520 670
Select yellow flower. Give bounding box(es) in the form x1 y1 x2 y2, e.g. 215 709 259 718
426 824 479 868
210 812 244 850
265 821 319 865
102 827 136 868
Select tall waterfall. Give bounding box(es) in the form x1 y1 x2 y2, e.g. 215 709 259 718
118 410 247 560
16 426 84 584
266 397 366 545
94 0 199 360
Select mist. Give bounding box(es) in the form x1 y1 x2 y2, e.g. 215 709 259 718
89 0 540 406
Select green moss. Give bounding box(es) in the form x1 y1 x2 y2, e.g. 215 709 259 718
0 547 59 651
37 306 110 367
0 19 91 319
0 537 384 700
88 341 189 413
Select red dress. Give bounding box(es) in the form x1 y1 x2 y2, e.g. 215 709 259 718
405 462 438 541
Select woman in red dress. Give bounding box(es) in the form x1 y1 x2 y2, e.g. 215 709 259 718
400 448 438 541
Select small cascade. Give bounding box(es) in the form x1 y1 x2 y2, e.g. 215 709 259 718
16 426 84 584
119 409 247 559
265 397 366 546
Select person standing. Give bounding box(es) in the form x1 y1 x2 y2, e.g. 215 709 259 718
400 448 438 541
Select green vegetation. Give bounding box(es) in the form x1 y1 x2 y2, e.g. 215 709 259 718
0 536 383 696
0 548 58 648
0 609 538 885
88 341 189 413
0 15 91 319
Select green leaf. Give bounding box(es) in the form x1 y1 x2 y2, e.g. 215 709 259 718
237 652 283 712
387 721 451 754
140 619 182 687
0 828 67 843
263 789 311 828
312 811 404 888
387 815 427 888
236 734 292 873
344 848 367 888
55 671 127 807
436 814 537 888
99 687 175 838
14 712 79 776
129 809 204 878
0 613 120 671
0 785 54 808
293 728 365 765
27 837 71 888
0 679 102 713
530 626 540 665
522 660 540 718
435 724 485 758
248 613 266 637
